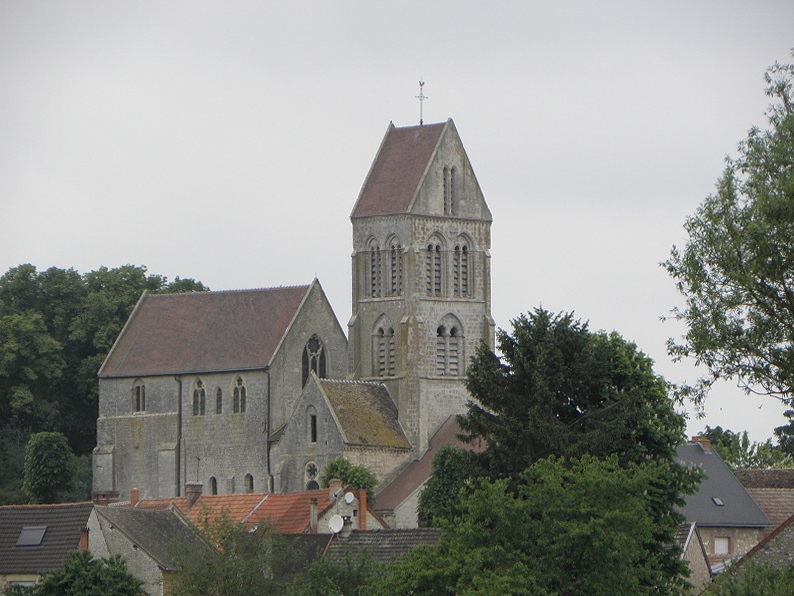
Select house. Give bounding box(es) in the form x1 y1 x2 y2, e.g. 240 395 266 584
93 118 495 509
0 502 93 590
677 437 770 572
324 528 442 565
675 522 712 593
89 505 214 596
375 415 484 529
734 468 794 536
731 511 794 573
132 480 388 534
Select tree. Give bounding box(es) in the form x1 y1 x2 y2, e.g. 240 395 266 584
375 455 689 595
23 432 73 504
417 445 474 527
664 56 794 403
319 458 378 504
456 307 699 591
703 425 791 468
32 549 144 596
709 563 794 596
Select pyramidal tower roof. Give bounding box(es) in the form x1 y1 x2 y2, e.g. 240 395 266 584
351 120 449 219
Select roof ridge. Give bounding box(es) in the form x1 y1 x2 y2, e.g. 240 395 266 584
146 284 312 298
319 377 387 389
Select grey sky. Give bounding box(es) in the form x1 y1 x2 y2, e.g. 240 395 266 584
2 1 793 440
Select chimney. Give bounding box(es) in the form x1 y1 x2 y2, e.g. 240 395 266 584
310 498 318 534
91 491 119 506
328 478 343 500
79 528 89 550
340 515 353 540
359 489 367 531
130 488 140 508
691 435 713 453
185 482 203 509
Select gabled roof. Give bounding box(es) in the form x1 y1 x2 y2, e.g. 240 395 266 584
746 488 794 530
375 415 485 511
351 121 447 219
324 528 441 565
676 441 770 528
0 502 94 574
94 506 213 571
99 284 313 378
734 468 794 488
318 378 411 449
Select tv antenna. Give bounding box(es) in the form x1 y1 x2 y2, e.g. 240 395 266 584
416 79 427 125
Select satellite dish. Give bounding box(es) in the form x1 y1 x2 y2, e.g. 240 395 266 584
344 491 355 504
328 514 344 534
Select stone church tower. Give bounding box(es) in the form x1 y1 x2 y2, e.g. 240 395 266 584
349 118 494 453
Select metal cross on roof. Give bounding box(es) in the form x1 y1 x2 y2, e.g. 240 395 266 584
415 80 427 125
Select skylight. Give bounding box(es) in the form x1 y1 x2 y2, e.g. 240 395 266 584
16 526 47 546
712 497 725 506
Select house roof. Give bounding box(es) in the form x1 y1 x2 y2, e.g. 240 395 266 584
375 415 485 511
746 488 794 530
734 468 794 488
0 502 94 574
135 489 384 534
319 379 411 449
94 506 213 571
324 528 441 565
99 284 312 378
676 441 770 528
351 121 447 219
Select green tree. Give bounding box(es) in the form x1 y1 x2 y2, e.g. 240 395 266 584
664 56 794 404
457 308 698 591
417 445 474 527
23 432 74 504
375 455 686 596
703 425 791 468
709 563 794 595
32 549 144 596
319 458 378 504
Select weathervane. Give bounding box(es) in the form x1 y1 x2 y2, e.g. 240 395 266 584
416 80 427 125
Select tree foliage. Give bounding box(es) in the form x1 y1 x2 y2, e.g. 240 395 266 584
709 563 794 596
664 55 794 403
417 445 474 527
23 432 73 504
32 549 144 596
0 264 207 503
319 457 378 504
377 455 690 595
703 425 791 468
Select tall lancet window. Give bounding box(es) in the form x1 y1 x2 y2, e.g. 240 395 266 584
454 242 470 297
193 379 206 416
368 241 381 297
426 241 443 295
389 239 403 296
443 166 457 216
233 377 246 413
302 334 327 387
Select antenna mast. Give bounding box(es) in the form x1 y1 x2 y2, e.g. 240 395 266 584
415 80 427 125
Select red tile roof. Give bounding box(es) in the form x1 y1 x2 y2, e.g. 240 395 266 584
351 121 447 219
99 285 312 377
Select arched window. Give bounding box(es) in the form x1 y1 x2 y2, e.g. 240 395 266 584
215 387 222 414
307 406 318 444
193 379 206 416
233 377 246 413
454 242 470 297
372 317 396 377
302 335 327 387
443 166 457 216
245 473 254 493
436 316 465 377
209 476 218 495
369 241 381 297
132 380 146 412
426 240 443 295
388 238 403 296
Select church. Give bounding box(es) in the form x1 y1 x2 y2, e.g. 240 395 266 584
93 118 494 523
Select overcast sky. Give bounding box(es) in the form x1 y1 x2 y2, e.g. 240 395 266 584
2 1 793 441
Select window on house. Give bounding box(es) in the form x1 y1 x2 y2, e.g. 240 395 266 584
16 526 47 547
193 379 206 416
233 377 246 413
714 537 730 556
216 388 222 414
310 413 317 443
132 381 146 412
209 476 218 495
302 335 327 387
245 473 254 493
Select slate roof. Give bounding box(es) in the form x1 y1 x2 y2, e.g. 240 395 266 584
351 121 447 219
319 379 411 449
99 284 312 377
95 506 213 571
0 502 93 574
324 528 441 565
376 415 485 511
676 441 770 528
